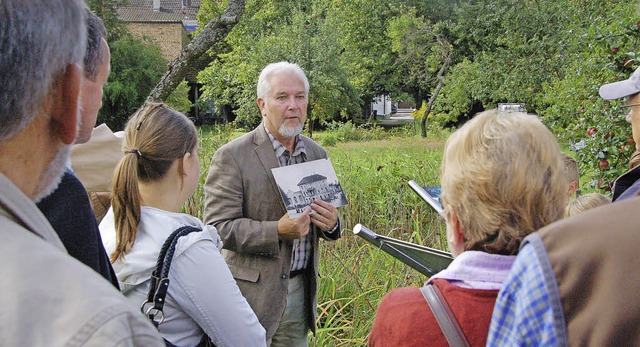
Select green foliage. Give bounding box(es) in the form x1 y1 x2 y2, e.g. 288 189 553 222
321 122 411 147
320 133 338 147
192 0 640 199
433 0 570 118
320 121 386 145
165 80 193 115
86 0 128 40
99 38 167 130
385 10 450 107
198 0 402 126
430 58 474 117
325 0 401 100
541 1 640 191
197 0 229 28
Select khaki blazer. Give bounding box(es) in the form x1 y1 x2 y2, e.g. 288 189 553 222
203 125 341 342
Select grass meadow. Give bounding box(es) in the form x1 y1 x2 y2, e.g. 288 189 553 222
188 124 452 346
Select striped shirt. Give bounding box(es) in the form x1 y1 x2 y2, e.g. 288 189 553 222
264 124 311 272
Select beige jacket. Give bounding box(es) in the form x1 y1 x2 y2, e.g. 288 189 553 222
0 173 163 346
71 123 124 192
203 125 341 342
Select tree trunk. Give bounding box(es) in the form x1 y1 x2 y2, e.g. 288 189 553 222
146 0 246 103
420 52 451 138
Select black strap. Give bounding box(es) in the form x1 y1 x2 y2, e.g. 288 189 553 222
141 225 202 327
141 225 217 347
420 284 471 347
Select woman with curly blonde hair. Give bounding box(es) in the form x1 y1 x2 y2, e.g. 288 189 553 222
370 109 567 346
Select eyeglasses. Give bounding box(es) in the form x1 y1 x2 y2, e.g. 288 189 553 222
621 103 640 108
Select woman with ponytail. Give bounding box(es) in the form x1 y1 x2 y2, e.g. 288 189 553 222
100 103 266 347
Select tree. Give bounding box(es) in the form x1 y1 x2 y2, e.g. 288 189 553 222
198 0 364 129
86 0 128 40
99 38 167 130
432 0 571 118
428 0 639 191
146 0 246 103
88 0 186 130
325 0 402 116
420 37 451 137
541 0 640 191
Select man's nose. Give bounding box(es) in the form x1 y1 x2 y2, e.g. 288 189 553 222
287 97 299 109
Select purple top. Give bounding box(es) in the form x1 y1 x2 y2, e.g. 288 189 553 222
426 251 516 290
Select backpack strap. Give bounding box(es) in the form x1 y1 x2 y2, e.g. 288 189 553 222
420 283 471 347
141 225 202 327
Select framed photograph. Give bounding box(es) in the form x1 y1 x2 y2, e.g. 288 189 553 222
272 158 349 218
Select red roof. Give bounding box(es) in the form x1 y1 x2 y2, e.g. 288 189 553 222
116 0 201 23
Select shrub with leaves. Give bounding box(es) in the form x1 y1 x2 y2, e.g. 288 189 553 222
542 3 640 192
99 37 166 130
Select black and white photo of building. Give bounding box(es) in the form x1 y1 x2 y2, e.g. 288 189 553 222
272 158 348 218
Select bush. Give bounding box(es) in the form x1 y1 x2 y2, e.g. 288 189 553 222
165 80 193 115
99 37 167 130
321 133 338 147
323 121 389 143
542 4 640 192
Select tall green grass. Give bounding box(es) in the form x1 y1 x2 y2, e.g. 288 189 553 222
313 138 448 346
191 125 451 346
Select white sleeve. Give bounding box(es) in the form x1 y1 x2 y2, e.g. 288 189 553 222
169 239 266 347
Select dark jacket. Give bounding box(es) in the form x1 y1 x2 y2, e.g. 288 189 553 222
37 169 119 289
612 165 640 201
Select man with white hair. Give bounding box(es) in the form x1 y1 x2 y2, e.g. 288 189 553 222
0 1 162 345
204 61 342 346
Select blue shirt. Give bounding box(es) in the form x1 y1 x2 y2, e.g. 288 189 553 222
487 233 568 346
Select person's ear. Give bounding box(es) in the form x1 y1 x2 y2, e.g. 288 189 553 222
50 63 82 145
448 211 465 243
257 97 266 117
446 209 466 255
567 180 578 197
181 151 192 176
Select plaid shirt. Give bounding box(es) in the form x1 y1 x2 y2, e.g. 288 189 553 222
487 233 568 346
264 125 311 272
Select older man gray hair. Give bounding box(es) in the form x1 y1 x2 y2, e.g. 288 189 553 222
0 1 162 345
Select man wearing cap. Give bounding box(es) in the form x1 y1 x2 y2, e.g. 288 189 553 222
600 67 640 201
487 68 640 346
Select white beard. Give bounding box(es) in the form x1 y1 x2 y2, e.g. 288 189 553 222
33 144 71 202
278 122 304 138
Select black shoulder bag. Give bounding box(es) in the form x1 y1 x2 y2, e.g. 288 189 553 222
140 225 215 347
